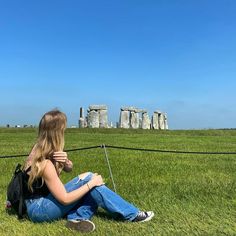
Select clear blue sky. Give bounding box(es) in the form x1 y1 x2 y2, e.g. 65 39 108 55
0 0 236 129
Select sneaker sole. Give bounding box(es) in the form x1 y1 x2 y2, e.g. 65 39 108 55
134 211 154 223
66 220 95 233
141 211 154 222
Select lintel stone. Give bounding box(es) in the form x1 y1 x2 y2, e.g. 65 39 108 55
89 105 107 110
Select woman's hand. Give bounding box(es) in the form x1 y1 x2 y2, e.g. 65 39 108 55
53 151 73 172
53 151 68 163
88 173 105 189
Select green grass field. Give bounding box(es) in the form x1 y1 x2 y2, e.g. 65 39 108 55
0 128 236 236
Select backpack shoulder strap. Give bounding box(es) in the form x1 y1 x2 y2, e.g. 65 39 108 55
24 166 31 173
18 172 24 219
18 164 30 219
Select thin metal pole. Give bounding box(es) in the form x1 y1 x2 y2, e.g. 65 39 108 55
102 144 117 193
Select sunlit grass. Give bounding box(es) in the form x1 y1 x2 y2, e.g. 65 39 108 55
0 128 236 235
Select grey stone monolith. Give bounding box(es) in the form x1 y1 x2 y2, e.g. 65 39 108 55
119 110 130 128
159 112 165 130
99 109 108 128
79 118 85 128
164 113 168 130
79 107 85 128
130 111 139 129
84 116 88 128
88 110 99 128
80 107 84 118
142 112 151 129
152 111 160 129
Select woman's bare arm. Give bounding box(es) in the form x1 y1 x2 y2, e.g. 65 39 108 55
42 160 103 205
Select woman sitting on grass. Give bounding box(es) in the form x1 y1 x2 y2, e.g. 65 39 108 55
23 109 154 233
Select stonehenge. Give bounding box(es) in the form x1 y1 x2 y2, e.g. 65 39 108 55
79 105 108 128
152 110 168 130
119 107 167 130
119 107 150 129
79 105 168 130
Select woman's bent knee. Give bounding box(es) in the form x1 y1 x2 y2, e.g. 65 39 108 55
79 172 93 180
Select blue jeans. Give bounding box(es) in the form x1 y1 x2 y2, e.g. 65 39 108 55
25 173 139 222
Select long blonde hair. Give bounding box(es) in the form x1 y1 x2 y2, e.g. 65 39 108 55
28 109 67 191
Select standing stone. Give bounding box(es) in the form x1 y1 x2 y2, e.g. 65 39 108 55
142 112 151 129
119 110 130 128
84 116 88 128
79 118 85 128
130 111 139 129
159 113 165 130
164 113 168 130
152 111 160 129
99 109 108 128
80 107 84 119
78 107 85 128
87 110 99 128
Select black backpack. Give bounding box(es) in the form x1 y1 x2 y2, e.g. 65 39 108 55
7 164 30 219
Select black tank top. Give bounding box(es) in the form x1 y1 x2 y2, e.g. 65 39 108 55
24 171 50 199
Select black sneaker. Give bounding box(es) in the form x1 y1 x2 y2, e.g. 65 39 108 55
132 211 154 222
66 219 95 233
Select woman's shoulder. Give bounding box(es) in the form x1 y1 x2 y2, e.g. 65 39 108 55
42 159 54 170
42 159 58 178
